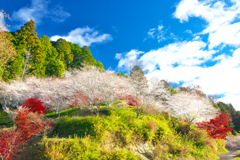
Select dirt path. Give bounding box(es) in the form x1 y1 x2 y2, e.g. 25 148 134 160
218 150 240 160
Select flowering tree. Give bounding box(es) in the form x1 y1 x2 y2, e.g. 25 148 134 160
148 78 173 111
65 66 127 115
167 91 219 124
38 78 75 116
0 80 33 112
196 112 233 139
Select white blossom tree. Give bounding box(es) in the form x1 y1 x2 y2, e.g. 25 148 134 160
0 80 33 110
38 78 75 117
65 66 129 116
167 91 219 124
149 78 173 112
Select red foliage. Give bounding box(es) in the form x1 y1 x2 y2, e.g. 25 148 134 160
67 91 89 108
196 112 233 139
19 98 46 115
0 129 26 160
0 98 54 160
15 108 53 142
119 95 142 106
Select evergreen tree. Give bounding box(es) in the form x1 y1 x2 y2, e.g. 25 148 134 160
217 102 238 132
81 46 97 66
81 46 105 72
13 19 45 78
117 72 128 78
129 65 148 86
52 38 73 71
68 42 83 70
96 61 105 72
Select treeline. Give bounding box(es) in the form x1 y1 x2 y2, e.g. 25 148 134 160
0 19 104 81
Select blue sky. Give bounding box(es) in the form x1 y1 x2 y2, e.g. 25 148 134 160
1 0 240 110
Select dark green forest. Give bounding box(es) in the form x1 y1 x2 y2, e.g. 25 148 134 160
0 19 105 81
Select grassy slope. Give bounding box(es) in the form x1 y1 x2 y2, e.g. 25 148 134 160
1 102 228 160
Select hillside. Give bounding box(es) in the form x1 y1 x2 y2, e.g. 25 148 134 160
0 102 228 160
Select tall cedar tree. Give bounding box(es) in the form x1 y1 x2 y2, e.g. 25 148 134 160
52 38 73 71
81 46 105 72
40 36 65 78
129 65 148 87
13 19 45 78
68 42 83 70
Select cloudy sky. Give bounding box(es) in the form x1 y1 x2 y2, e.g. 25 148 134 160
1 0 240 110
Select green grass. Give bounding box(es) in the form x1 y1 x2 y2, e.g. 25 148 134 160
44 107 81 118
30 104 227 159
0 111 14 128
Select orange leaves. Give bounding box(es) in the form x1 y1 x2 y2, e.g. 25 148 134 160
147 121 158 131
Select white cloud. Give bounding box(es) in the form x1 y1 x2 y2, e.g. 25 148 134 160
184 29 192 34
158 25 164 31
174 0 240 49
116 50 144 69
140 40 216 72
12 0 70 25
115 53 122 59
145 24 179 43
193 36 201 41
50 26 112 47
147 28 156 38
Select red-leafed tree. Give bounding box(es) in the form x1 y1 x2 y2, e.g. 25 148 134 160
196 112 233 139
19 98 46 115
0 128 26 160
15 107 53 142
